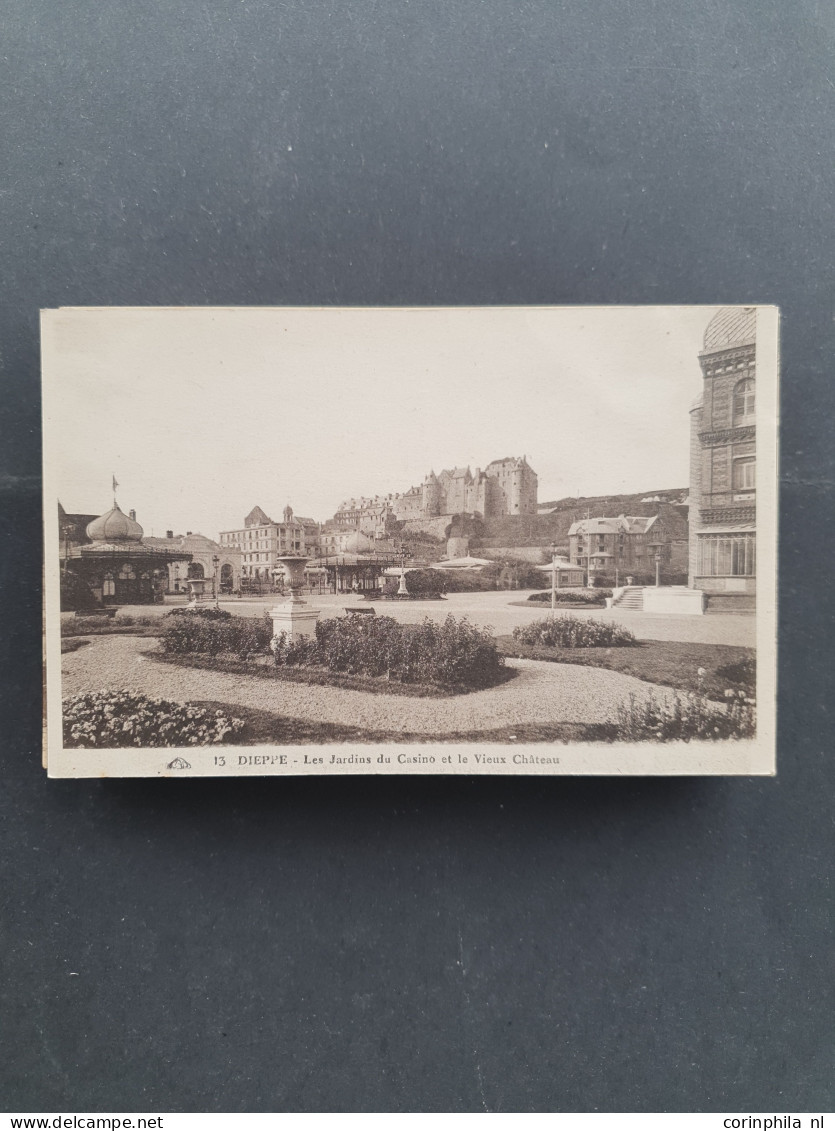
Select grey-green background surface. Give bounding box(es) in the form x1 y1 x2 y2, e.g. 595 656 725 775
2 0 832 1112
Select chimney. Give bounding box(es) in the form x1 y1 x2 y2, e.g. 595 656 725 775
186 531 192 536
166 530 173 539
129 509 136 521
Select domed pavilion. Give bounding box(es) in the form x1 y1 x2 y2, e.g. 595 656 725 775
59 500 193 609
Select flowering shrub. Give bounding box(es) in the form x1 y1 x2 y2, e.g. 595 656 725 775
161 612 273 659
512 615 636 648
716 655 756 695
527 589 611 606
616 672 756 742
272 614 504 688
63 690 245 747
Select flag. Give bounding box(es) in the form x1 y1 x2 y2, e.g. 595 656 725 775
112 475 119 494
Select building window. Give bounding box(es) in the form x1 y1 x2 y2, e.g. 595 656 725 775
698 533 756 577
733 378 755 423
733 457 756 491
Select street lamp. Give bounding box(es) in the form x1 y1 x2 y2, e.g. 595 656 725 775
61 522 71 577
550 540 558 613
212 555 220 606
397 546 409 596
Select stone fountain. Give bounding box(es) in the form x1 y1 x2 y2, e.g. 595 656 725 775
269 555 320 642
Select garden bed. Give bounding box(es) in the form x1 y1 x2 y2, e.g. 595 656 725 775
159 611 506 693
61 615 165 638
147 648 516 698
511 598 607 609
525 589 611 607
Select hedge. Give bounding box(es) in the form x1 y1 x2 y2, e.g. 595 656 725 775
512 614 636 648
161 610 273 658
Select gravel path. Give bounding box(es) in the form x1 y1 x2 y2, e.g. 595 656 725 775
62 636 675 734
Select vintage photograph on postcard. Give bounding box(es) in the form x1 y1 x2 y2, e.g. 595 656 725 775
42 306 778 778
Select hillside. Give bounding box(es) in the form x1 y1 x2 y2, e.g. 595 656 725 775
538 488 687 513
470 489 688 552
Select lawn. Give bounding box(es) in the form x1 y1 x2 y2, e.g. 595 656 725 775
61 615 164 638
495 635 754 701
61 637 91 654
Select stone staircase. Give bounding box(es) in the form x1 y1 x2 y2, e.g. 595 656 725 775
612 586 644 611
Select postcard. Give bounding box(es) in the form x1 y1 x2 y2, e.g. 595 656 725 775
42 305 777 777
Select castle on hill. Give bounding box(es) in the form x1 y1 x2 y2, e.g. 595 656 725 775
330 456 538 535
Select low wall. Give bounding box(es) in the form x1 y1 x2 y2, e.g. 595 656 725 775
692 576 756 595
477 546 549 564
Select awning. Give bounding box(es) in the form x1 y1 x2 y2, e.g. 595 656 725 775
430 555 492 570
697 525 756 535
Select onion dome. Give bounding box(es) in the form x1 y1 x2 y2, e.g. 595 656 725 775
703 307 756 353
86 502 144 543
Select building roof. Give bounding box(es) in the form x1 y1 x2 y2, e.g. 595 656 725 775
702 307 756 353
536 561 584 573
145 533 231 554
696 524 756 535
86 503 144 544
244 505 272 527
568 515 658 536
486 455 533 471
70 542 191 560
430 556 492 570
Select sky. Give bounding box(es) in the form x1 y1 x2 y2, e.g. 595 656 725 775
43 305 720 539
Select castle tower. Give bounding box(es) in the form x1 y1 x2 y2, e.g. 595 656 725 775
422 470 442 516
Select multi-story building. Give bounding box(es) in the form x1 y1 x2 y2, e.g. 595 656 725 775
219 505 320 584
688 308 757 605
324 496 398 539
569 509 689 580
319 529 383 556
